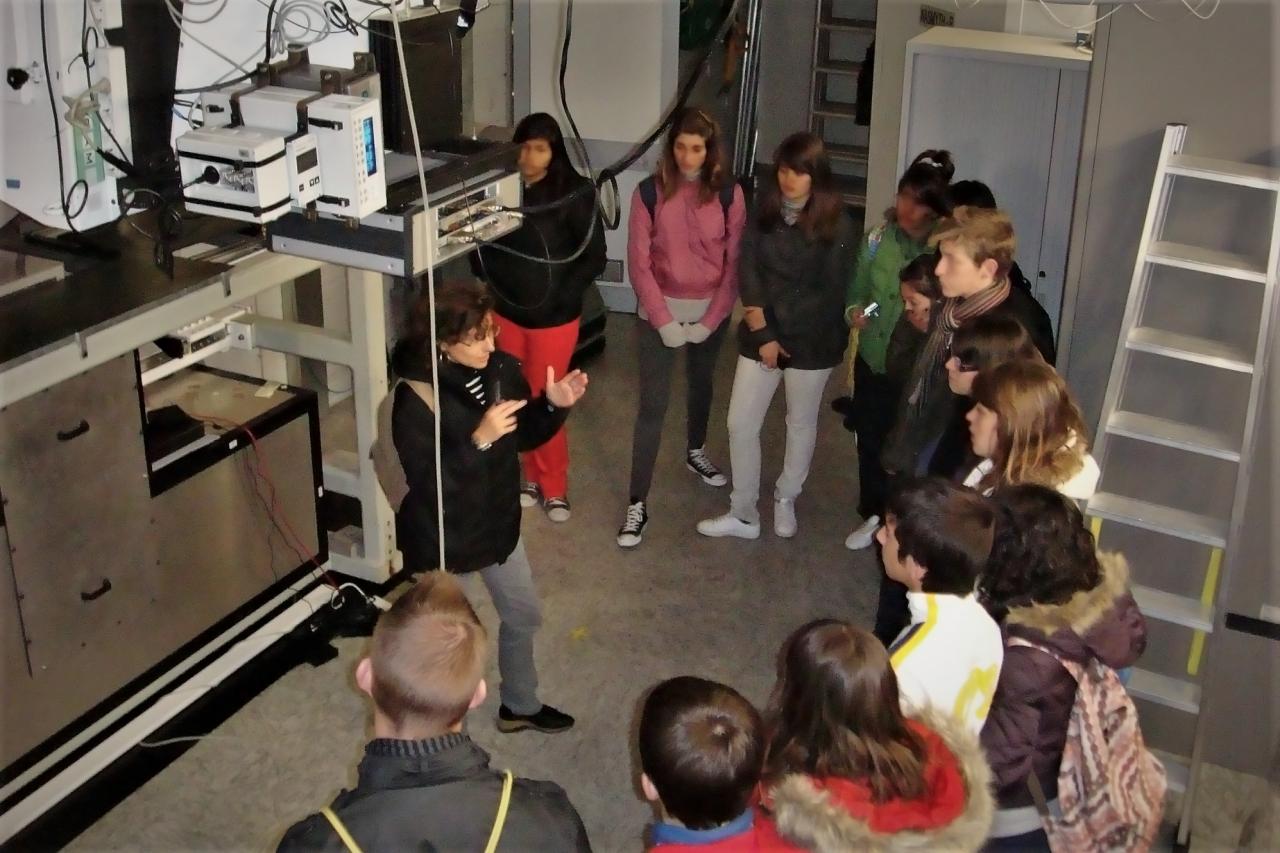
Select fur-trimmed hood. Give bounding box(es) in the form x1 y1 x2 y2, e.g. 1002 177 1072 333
1003 551 1144 669
767 708 994 852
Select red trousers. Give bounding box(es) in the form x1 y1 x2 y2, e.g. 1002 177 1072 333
494 314 579 498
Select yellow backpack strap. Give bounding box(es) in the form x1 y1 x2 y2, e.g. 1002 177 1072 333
320 807 366 853
483 770 515 853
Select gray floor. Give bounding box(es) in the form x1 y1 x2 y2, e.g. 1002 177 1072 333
68 315 1272 852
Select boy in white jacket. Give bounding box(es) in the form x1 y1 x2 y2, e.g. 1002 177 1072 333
878 477 1004 735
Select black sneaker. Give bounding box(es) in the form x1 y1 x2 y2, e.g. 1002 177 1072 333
616 500 648 548
544 496 571 522
519 482 543 508
831 395 855 416
497 704 575 734
686 447 728 487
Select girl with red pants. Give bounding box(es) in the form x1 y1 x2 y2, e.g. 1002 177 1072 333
473 113 606 521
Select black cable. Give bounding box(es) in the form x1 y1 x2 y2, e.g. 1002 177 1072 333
40 0 82 232
556 0 620 230
264 0 281 65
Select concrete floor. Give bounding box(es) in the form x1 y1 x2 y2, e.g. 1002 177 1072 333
67 315 1272 851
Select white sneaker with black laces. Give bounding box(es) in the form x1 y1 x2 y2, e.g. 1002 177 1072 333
845 515 881 550
519 482 543 508
616 500 648 548
686 447 728 487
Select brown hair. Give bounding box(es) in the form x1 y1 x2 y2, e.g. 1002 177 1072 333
929 206 1017 279
887 477 995 596
408 278 496 348
971 360 1090 492
369 572 488 733
764 621 927 802
659 107 727 205
756 132 843 242
639 676 764 830
950 314 1041 373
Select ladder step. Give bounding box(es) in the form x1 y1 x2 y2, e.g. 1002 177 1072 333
1132 584 1215 632
816 60 862 77
1106 411 1241 461
826 143 870 167
1127 327 1254 373
1146 240 1268 284
1151 749 1190 793
1166 154 1280 190
1087 492 1228 548
1128 667 1201 714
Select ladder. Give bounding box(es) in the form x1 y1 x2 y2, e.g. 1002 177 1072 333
806 0 872 209
1085 123 1280 844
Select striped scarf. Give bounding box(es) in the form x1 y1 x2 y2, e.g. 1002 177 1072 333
908 278 1012 415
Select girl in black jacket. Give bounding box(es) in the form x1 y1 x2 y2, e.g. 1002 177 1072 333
392 279 589 734
696 132 855 541
472 113 606 522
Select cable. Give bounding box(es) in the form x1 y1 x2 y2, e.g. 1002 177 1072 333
1180 0 1220 20
387 3 449 575
1133 3 1163 22
40 0 83 233
1034 0 1124 32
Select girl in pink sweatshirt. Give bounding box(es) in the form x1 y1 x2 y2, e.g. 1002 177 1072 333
617 107 746 549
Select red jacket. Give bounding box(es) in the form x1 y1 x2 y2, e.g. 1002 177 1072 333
765 712 994 852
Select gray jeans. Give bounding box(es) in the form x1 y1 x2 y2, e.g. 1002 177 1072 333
628 318 728 500
459 539 543 714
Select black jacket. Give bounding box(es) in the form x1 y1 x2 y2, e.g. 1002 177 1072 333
987 284 1057 366
391 344 566 573
737 212 857 370
277 733 591 853
473 172 607 329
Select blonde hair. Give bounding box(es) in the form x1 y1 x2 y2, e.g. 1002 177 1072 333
971 359 1089 491
930 206 1017 279
370 572 488 732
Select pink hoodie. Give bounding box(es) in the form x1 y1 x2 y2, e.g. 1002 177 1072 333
627 178 746 330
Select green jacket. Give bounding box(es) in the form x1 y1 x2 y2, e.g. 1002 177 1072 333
845 221 931 374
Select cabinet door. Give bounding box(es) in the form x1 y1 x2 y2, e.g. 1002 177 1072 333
902 51 1059 298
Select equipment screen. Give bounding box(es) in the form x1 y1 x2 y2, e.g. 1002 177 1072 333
361 117 377 176
296 148 319 173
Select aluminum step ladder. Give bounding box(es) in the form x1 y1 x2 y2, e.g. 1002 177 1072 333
1085 123 1280 843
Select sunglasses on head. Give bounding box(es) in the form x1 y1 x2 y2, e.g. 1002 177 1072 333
946 343 978 372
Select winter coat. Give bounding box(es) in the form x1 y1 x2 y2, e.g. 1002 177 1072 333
845 220 932 375
766 709 995 852
980 552 1148 809
473 172 607 329
628 179 747 332
276 733 590 852
391 343 566 572
737 212 858 370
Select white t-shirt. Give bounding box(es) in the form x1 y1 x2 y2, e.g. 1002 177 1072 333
890 592 1004 735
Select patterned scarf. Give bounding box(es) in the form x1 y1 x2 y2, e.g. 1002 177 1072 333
908 278 1012 415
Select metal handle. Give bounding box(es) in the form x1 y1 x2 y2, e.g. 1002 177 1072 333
80 578 112 602
56 420 90 441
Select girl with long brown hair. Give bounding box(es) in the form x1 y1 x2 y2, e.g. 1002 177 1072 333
618 107 746 549
964 359 1098 499
697 132 855 541
761 620 994 852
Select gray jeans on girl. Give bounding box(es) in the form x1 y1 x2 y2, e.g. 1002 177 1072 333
458 538 542 714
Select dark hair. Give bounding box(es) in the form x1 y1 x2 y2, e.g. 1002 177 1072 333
950 315 1041 373
513 112 578 205
765 620 927 803
898 253 941 300
982 484 1102 610
886 477 995 595
756 132 843 242
948 179 997 210
639 676 764 830
897 149 955 218
659 107 727 204
407 278 495 348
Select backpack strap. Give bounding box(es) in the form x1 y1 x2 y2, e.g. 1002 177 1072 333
866 222 887 262
320 807 366 853
483 770 515 853
1006 635 1084 683
401 378 436 413
719 181 737 223
638 176 658 222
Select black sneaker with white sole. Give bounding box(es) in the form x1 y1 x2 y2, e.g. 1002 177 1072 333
519 482 543 508
616 500 648 548
686 447 728 487
497 704 575 734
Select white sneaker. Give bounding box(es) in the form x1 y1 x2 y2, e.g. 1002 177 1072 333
845 515 881 550
774 498 797 538
696 513 761 539
519 483 542 508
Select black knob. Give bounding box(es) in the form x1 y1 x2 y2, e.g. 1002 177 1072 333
7 68 30 90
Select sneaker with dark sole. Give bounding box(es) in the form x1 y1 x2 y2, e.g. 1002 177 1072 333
616 500 648 548
686 447 728 487
519 482 543 508
545 496 571 522
498 704 575 734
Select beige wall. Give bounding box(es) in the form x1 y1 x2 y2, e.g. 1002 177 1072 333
1061 1 1279 774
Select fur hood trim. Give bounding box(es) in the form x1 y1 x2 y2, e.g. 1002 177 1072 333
768 708 994 852
1003 550 1130 636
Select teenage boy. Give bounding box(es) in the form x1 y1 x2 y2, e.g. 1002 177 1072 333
639 676 793 851
877 477 1003 735
277 573 590 852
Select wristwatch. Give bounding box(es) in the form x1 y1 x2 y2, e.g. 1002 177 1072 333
473 436 493 451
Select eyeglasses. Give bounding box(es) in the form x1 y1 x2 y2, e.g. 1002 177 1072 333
945 343 977 372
